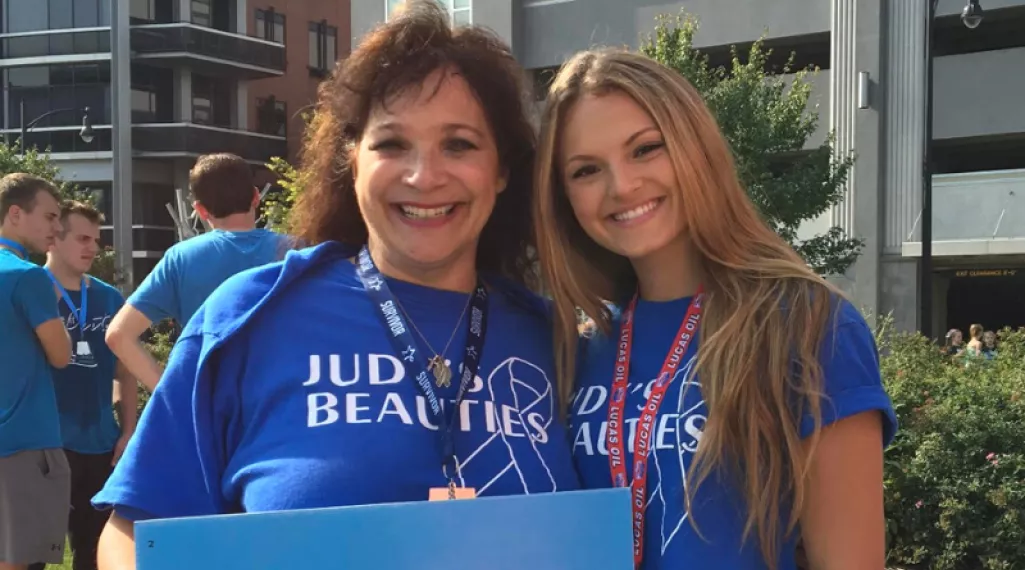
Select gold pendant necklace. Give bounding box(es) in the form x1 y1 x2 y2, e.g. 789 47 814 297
393 295 471 388
427 355 453 388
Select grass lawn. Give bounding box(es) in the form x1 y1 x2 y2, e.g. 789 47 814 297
39 543 73 570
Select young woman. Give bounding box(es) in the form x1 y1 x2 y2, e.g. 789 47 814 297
93 2 579 567
966 323 984 356
534 49 897 570
981 330 998 359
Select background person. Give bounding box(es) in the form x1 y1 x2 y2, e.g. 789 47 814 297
104 153 292 391
966 323 984 357
943 328 964 357
981 330 997 359
0 173 72 570
26 202 138 570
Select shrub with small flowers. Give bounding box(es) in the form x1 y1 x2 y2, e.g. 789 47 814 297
878 318 1025 569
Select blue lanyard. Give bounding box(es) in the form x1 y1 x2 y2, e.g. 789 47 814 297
44 269 88 339
0 237 28 259
354 245 489 483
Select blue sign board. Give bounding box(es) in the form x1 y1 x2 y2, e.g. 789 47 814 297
136 488 632 570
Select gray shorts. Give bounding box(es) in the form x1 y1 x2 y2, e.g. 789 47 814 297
0 448 71 564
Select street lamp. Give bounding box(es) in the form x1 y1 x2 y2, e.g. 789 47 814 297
921 0 984 338
18 98 95 154
962 0 984 28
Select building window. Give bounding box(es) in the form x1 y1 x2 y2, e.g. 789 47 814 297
5 63 111 128
308 21 337 75
192 74 233 127
1 28 111 59
448 0 470 26
134 183 177 226
129 0 155 21
386 0 470 25
3 63 112 153
255 8 285 43
131 65 173 123
256 96 287 137
131 89 157 122
5 0 110 32
385 0 402 18
191 0 211 27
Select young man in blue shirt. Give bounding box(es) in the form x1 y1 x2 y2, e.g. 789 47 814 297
0 173 72 570
105 153 291 391
25 202 139 570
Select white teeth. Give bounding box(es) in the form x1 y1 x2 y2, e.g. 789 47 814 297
612 198 661 222
399 204 455 219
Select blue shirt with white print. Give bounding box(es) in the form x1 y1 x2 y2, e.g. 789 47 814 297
94 242 580 520
570 295 897 570
50 276 125 454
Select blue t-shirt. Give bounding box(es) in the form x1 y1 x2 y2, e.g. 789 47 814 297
127 228 291 327
94 242 580 520
51 276 125 454
570 295 897 570
0 249 63 456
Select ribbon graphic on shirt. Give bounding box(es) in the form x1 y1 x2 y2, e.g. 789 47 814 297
355 245 490 488
0 236 29 259
607 287 705 569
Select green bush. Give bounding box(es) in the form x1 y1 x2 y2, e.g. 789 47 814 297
130 320 178 416
880 322 1025 569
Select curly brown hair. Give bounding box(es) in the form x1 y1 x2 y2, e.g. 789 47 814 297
290 0 538 288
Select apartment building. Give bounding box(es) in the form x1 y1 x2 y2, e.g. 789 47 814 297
0 0 348 285
352 0 1025 337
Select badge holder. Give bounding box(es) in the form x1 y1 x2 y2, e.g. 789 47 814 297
428 484 476 501
429 465 476 501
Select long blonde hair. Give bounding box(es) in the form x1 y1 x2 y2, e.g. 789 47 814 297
533 48 841 568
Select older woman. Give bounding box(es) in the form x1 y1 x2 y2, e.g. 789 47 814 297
93 2 579 567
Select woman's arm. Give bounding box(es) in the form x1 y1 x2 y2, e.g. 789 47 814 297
98 512 136 570
800 411 886 570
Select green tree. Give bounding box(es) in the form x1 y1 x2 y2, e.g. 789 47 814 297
641 13 861 275
261 155 306 234
0 142 94 203
259 110 314 234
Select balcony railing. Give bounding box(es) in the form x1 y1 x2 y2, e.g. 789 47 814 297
133 123 287 163
0 126 112 154
0 28 111 59
903 169 1025 258
130 23 285 76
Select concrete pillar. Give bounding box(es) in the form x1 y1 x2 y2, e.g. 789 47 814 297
176 68 193 122
880 0 929 332
830 0 857 236
826 0 888 326
236 82 248 130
